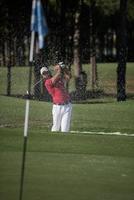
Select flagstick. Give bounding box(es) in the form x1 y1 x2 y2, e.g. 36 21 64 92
28 31 35 96
19 13 34 200
19 32 34 200
24 93 30 138
19 18 35 200
19 2 36 198
29 31 35 62
19 91 30 200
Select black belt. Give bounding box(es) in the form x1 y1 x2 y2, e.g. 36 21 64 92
53 101 71 105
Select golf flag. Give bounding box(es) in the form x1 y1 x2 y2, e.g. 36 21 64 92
31 0 48 49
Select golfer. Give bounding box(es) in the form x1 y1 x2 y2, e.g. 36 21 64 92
40 62 72 132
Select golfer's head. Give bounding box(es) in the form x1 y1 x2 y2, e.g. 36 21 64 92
40 67 51 79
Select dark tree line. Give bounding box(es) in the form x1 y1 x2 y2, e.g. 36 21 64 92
0 0 134 66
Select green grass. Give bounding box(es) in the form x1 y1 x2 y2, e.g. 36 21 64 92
0 67 31 95
82 62 134 94
0 128 134 200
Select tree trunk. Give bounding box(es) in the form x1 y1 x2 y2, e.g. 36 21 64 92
2 38 6 66
73 11 82 85
60 0 66 62
89 1 98 91
7 62 12 96
117 0 128 101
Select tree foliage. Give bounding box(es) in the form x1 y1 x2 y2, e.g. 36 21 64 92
128 0 134 20
0 0 134 66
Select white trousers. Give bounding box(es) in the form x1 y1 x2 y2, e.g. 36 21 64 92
51 103 72 132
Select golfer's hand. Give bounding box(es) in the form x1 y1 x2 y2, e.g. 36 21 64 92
54 64 62 73
63 69 72 81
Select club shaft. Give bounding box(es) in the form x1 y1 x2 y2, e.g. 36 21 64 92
33 79 43 88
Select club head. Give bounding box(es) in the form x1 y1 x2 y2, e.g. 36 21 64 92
58 62 65 69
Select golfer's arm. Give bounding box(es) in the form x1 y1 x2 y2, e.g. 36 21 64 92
64 71 72 82
51 70 61 84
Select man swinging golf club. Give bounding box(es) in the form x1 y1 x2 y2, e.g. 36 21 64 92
40 62 72 132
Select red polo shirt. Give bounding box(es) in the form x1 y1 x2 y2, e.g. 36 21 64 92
45 78 71 104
